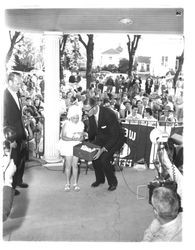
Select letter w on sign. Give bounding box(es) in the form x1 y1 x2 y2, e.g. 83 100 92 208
129 130 136 141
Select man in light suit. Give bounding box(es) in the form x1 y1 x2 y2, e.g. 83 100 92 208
3 71 29 195
83 97 125 191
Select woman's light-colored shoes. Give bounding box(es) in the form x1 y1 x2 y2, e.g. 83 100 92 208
73 184 80 192
64 184 71 191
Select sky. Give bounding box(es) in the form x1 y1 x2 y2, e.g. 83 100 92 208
93 33 184 60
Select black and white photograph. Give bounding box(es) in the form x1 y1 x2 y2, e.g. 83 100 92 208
0 0 193 249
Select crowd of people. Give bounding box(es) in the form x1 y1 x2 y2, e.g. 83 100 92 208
60 71 183 125
3 70 183 161
2 69 183 241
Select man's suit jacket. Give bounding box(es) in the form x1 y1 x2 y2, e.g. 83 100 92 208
4 88 26 142
88 106 124 151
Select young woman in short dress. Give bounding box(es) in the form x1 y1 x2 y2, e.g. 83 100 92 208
59 105 86 191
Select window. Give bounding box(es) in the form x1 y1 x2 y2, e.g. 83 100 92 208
161 56 168 66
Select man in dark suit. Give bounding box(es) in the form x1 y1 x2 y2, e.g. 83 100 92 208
83 97 125 191
3 71 29 195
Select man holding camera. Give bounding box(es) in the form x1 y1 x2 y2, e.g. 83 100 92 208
143 148 182 241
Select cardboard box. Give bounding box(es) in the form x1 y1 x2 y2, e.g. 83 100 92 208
73 142 100 161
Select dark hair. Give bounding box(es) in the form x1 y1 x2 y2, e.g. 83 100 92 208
107 93 113 100
70 95 77 103
3 140 11 150
132 105 138 109
136 100 142 105
24 107 34 116
123 100 131 106
77 86 82 92
145 107 153 116
83 97 97 107
103 98 110 105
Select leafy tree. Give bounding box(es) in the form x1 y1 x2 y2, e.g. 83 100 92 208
101 64 118 73
127 35 141 76
12 54 34 72
6 31 24 64
34 40 45 71
12 36 38 72
173 50 184 91
60 34 69 79
60 34 84 79
6 31 44 73
78 34 94 89
118 58 129 73
66 35 82 71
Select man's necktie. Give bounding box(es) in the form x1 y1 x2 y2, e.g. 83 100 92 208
90 115 98 133
16 92 22 111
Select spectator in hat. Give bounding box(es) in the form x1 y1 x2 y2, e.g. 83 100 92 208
159 105 177 126
120 100 132 119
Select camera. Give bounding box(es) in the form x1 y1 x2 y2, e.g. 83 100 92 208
150 127 169 144
148 129 183 206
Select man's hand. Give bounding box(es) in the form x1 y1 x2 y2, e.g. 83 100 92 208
159 148 172 169
82 132 88 140
10 140 17 149
93 147 106 160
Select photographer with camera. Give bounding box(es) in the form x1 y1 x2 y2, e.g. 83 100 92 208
143 147 183 241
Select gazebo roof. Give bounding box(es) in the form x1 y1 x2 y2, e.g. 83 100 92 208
102 46 123 55
5 8 183 34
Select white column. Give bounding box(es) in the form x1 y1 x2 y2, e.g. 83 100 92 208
43 32 62 163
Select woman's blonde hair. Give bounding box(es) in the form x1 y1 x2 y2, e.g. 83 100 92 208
67 104 82 120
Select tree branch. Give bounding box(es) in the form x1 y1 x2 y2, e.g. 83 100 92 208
9 31 12 41
16 35 24 44
78 34 87 49
6 31 22 64
127 35 131 54
134 35 141 50
16 37 23 44
60 34 68 53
